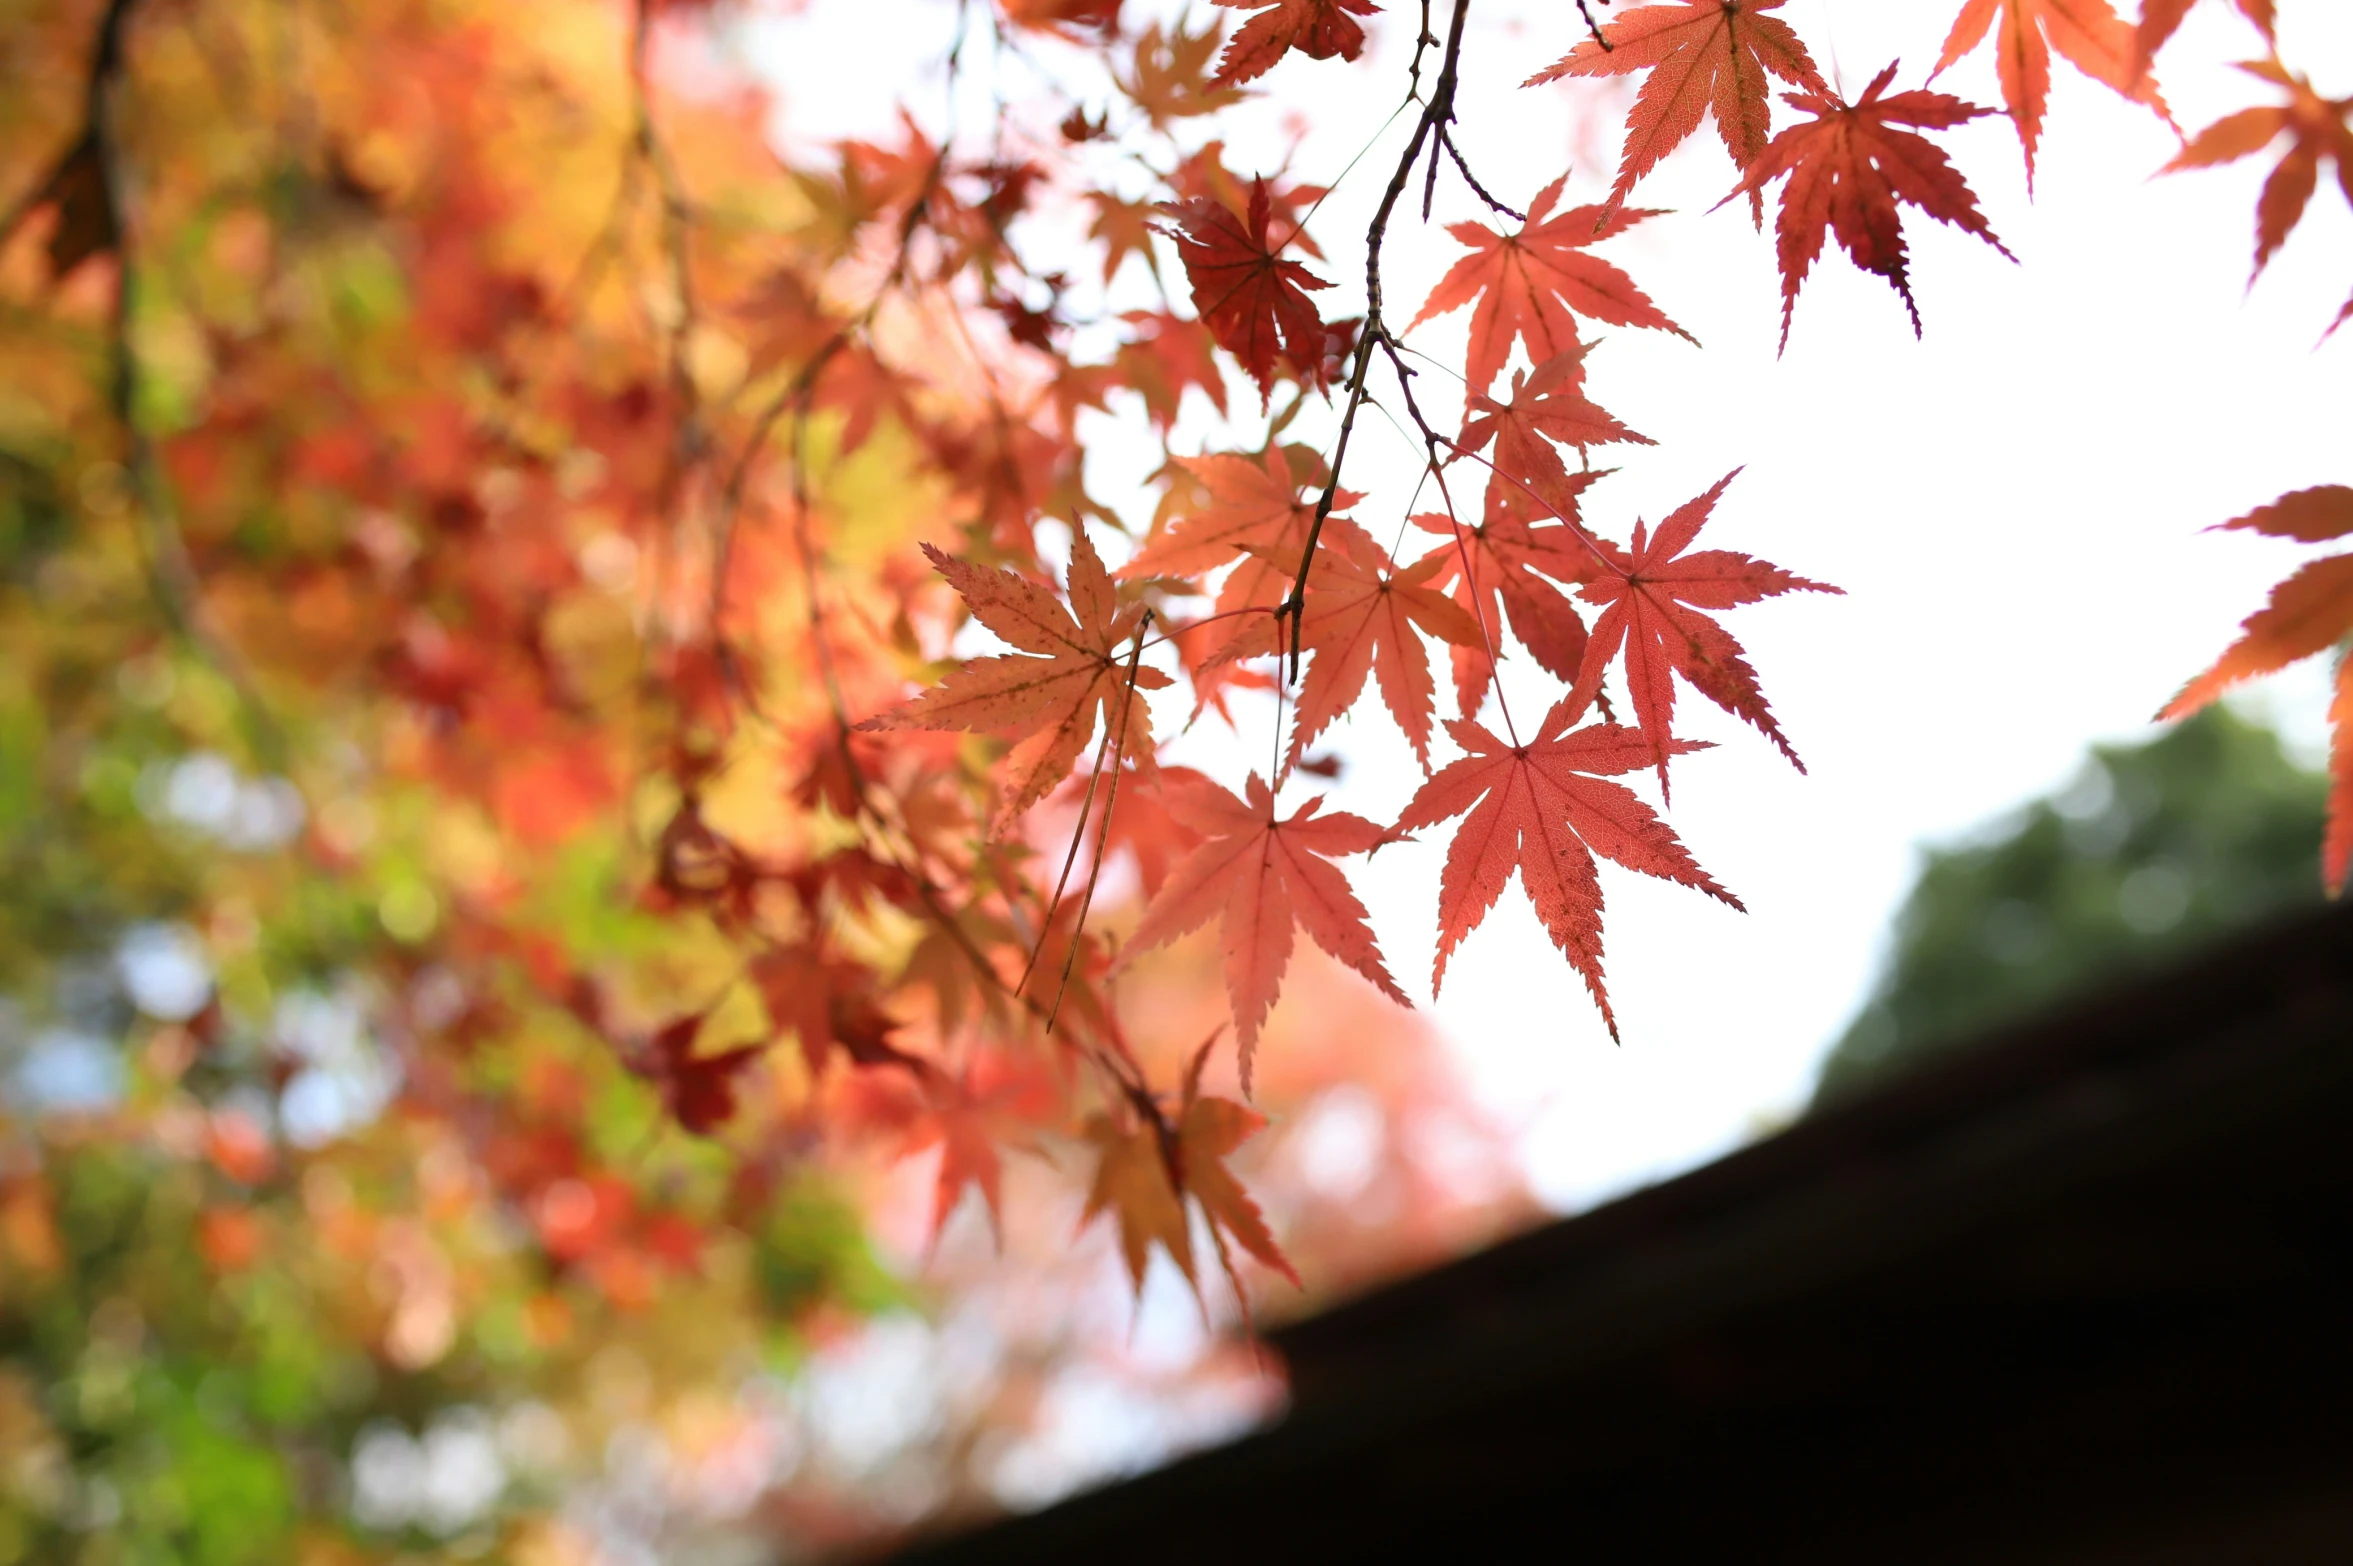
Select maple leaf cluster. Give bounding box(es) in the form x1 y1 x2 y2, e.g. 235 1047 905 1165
2150 12 2353 891
0 0 2344 1424
854 0 2353 1288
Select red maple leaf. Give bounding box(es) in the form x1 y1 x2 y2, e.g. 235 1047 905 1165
1411 472 1605 717
1157 177 1332 401
25 137 117 281
1211 0 1380 87
640 1013 764 1137
1570 470 1839 797
1409 177 1690 399
1120 772 1405 1091
1395 693 1741 1033
1724 63 2014 350
861 529 1170 832
1931 0 2170 187
2212 485 2353 544
1460 347 1653 494
1527 0 1826 221
1210 528 1487 771
2162 60 2353 285
751 945 935 1078
1170 144 1329 260
2160 485 2353 891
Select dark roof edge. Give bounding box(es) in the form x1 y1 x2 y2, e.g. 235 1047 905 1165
1270 898 2353 1398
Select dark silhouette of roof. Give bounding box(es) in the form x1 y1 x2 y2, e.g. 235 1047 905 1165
893 900 2353 1564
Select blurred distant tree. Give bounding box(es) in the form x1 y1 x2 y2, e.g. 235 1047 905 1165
1815 707 2328 1105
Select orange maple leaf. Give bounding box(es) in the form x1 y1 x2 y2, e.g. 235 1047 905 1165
1212 529 1488 771
1724 63 2014 350
1087 191 1165 285
1127 446 1378 708
1082 1043 1298 1290
861 529 1170 832
1395 693 1741 1032
2160 486 2353 892
1527 0 1826 222
1081 1109 1192 1290
1930 0 2170 187
2162 60 2353 285
1460 347 1652 494
1178 1092 1298 1290
1117 19 1247 126
1410 176 1689 399
1211 0 1379 87
1121 445 1341 582
1570 471 1839 798
1157 176 1332 401
1120 773 1405 1091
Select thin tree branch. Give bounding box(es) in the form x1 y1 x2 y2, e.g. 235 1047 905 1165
1281 0 1473 679
1439 129 1523 222
1575 0 1614 49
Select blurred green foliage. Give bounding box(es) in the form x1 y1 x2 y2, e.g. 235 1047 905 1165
0 1111 903 1564
1814 706 2330 1105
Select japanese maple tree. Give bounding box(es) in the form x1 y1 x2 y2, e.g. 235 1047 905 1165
0 0 2346 1553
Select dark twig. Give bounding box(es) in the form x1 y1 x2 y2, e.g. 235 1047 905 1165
630 0 706 511
1441 130 1523 222
1405 0 1440 98
1281 0 1474 679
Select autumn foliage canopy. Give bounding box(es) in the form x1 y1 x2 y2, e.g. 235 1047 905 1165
0 0 2346 1553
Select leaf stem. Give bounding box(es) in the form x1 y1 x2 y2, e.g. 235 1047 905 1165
1046 611 1153 1035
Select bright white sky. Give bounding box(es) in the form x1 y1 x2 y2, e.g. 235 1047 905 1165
747 0 2352 1212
